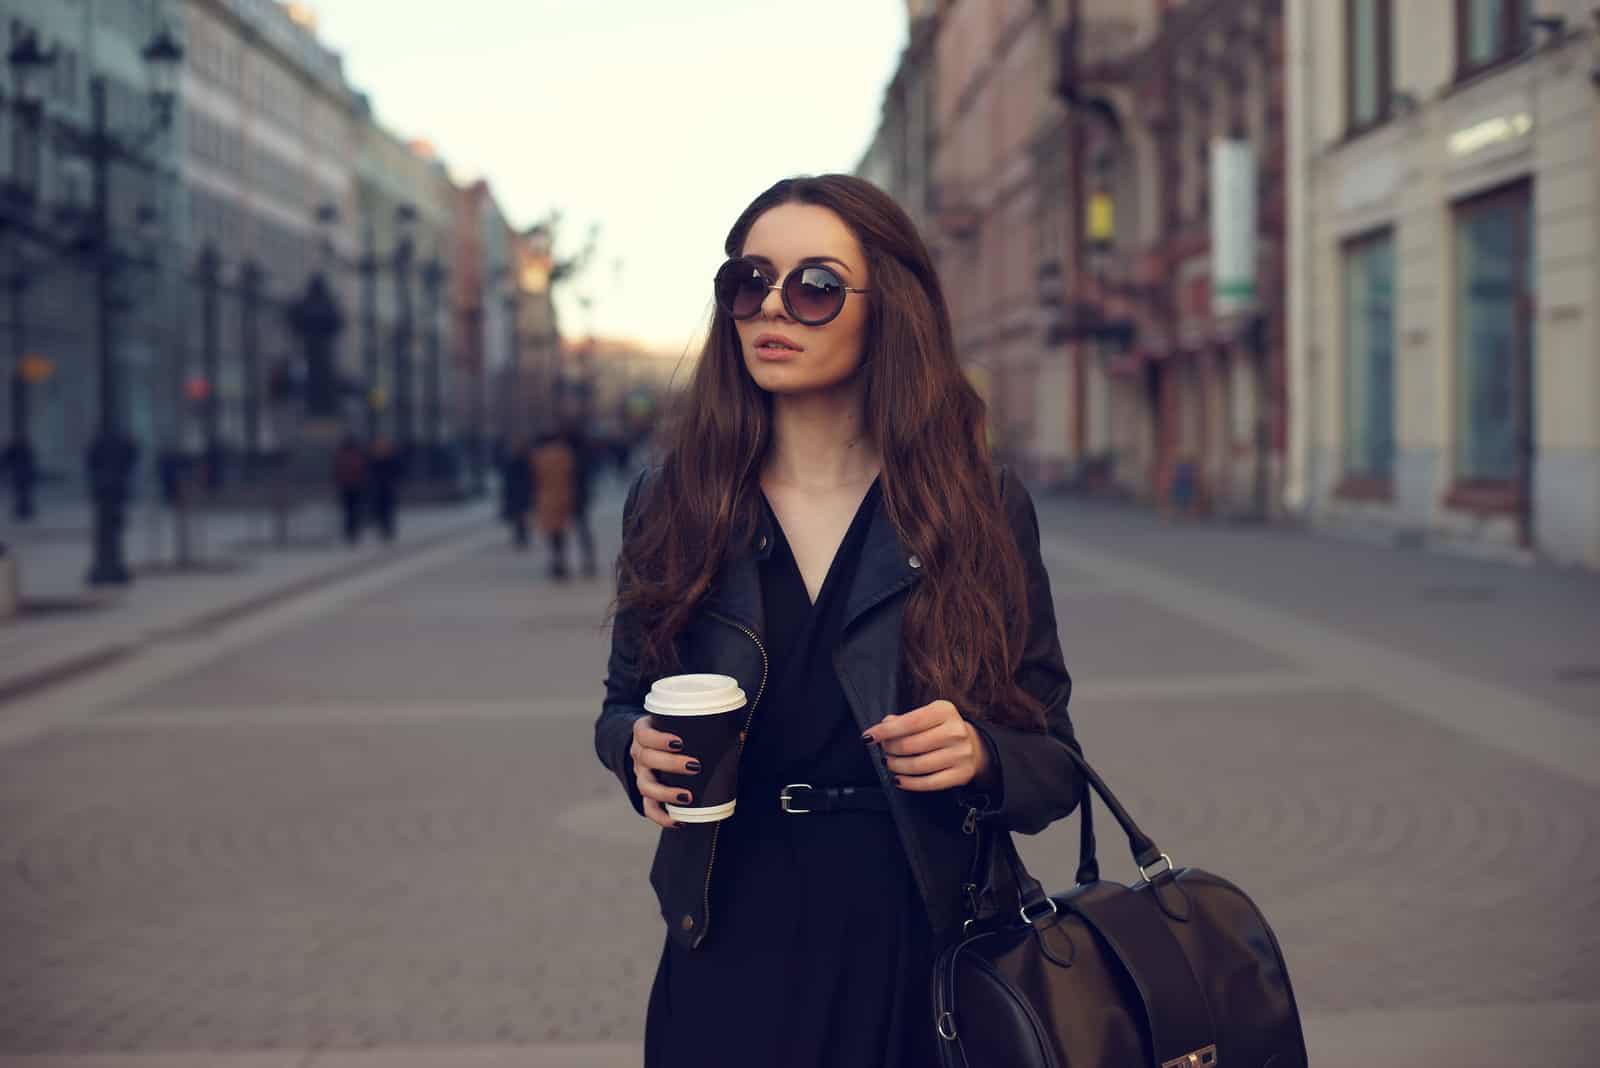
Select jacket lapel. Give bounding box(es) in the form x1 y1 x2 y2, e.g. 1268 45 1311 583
843 490 922 633
701 496 775 637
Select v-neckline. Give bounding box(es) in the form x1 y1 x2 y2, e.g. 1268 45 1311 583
761 475 881 609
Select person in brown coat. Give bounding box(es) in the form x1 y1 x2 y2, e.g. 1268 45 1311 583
530 430 579 580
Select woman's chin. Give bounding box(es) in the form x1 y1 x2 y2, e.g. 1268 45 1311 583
747 363 860 398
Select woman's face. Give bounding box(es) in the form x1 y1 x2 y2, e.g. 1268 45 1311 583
734 202 870 397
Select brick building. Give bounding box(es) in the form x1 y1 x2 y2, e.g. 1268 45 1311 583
861 0 1289 516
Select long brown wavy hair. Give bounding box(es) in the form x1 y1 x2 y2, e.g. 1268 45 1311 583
610 174 1044 730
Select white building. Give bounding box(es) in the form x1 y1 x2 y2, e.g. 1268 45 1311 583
178 0 357 458
1288 0 1600 566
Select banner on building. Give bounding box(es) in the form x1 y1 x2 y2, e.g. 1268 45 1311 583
1209 138 1256 318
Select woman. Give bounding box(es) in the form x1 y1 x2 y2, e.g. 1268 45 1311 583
595 174 1084 1066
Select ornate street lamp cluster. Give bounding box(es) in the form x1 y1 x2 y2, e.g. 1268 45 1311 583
1 25 183 584
313 200 450 475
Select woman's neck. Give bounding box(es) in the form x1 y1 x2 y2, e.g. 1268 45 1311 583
763 388 880 492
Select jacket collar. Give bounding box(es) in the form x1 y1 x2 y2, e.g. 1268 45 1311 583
702 482 923 638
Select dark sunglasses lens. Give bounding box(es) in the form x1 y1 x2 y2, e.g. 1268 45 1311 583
784 266 846 324
715 260 768 319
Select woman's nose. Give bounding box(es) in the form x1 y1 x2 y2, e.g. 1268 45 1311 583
759 282 789 320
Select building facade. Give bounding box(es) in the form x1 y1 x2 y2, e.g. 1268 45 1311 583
861 0 1287 517
1288 0 1600 566
452 178 517 470
0 0 182 488
179 0 357 468
1067 0 1288 517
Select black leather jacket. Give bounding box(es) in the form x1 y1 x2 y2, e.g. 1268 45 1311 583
595 465 1084 951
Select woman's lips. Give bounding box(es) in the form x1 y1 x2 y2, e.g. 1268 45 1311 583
752 333 803 361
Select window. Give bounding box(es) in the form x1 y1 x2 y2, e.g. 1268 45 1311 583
1342 231 1396 484
1452 182 1533 491
1346 0 1391 132
1455 0 1529 77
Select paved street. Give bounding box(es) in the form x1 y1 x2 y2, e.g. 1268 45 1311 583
1 475 1597 1066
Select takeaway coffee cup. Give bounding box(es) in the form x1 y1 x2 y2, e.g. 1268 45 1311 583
644 674 748 823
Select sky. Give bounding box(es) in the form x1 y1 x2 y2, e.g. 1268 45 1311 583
310 1 910 355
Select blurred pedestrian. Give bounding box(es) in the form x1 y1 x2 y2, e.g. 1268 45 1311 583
332 435 368 545
368 435 402 543
530 429 578 580
561 420 599 579
500 437 533 550
1 435 37 521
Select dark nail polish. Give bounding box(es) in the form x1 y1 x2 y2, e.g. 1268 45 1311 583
861 732 877 745
668 739 684 752
685 760 702 773
677 792 692 803
893 776 903 788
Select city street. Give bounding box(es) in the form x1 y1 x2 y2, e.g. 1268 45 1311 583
1 474 1596 1067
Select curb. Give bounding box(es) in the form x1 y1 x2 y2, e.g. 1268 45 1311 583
0 510 493 710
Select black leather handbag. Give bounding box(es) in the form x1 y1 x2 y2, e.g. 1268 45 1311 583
932 745 1308 1067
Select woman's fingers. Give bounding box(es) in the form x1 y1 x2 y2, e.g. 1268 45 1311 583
642 797 678 830
633 762 693 804
632 718 684 754
883 742 968 777
891 767 970 792
877 719 966 757
630 739 699 775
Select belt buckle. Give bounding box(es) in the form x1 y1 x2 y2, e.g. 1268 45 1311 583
779 783 814 814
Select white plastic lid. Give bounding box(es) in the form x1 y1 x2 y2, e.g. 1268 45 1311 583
643 673 747 716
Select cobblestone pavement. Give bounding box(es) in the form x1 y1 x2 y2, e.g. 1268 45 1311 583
0 479 1596 1066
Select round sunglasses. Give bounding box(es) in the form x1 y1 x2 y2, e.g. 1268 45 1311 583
713 257 868 327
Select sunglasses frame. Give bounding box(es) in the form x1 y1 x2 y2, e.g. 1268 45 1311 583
713 257 869 327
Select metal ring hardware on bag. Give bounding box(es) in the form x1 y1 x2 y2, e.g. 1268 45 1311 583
1139 853 1174 883
937 1011 958 1040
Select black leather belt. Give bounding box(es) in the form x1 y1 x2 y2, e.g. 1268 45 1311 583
778 783 890 815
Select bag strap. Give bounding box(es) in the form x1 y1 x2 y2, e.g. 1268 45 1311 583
1071 885 1218 1066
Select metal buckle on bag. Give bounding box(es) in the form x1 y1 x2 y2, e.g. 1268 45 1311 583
1161 1045 1218 1068
1139 853 1175 883
1019 896 1058 925
779 784 814 814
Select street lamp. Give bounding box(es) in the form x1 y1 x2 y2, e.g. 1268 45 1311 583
391 202 417 460
419 253 448 478
140 27 183 125
314 201 416 446
5 31 54 207
81 29 183 585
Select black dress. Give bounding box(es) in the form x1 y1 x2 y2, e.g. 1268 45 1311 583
644 476 940 1067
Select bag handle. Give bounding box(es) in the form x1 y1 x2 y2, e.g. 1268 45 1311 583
971 744 1172 923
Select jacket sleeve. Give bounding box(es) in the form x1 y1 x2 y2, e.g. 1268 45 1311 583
594 467 653 817
957 469 1084 836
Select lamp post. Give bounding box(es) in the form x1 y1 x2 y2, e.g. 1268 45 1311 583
3 30 54 522
503 284 521 437
391 204 417 464
419 253 447 478
197 244 224 489
83 29 183 586
314 201 417 445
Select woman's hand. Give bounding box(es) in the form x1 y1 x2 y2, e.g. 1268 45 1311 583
631 717 700 829
862 699 993 792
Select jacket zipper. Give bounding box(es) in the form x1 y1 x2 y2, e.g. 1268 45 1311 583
693 611 769 949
